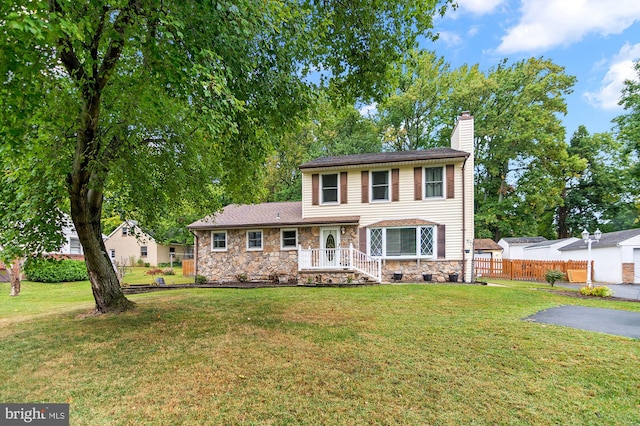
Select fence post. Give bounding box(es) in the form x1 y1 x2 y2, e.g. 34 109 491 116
349 243 354 269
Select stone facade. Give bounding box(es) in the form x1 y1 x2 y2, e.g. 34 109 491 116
381 259 464 283
194 225 360 283
195 225 464 284
622 263 635 284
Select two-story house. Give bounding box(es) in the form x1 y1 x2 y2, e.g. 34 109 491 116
188 112 474 284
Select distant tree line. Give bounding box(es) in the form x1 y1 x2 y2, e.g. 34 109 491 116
259 52 640 241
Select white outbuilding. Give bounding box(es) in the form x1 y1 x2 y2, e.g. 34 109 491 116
558 229 640 284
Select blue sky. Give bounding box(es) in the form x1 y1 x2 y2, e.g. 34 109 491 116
426 0 640 139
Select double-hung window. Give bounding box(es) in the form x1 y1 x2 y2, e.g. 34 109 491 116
371 170 389 201
281 229 297 250
321 173 338 203
212 231 227 251
424 167 444 198
369 226 435 258
247 230 263 250
141 246 148 258
69 238 82 254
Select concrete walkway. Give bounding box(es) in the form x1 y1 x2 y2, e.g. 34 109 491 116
525 305 640 339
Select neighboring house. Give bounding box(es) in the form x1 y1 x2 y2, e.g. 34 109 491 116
558 229 640 284
473 239 503 260
188 112 475 284
57 219 84 257
104 221 192 267
522 237 579 261
498 237 547 260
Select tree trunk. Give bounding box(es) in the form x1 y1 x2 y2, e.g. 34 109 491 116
9 259 21 297
70 179 135 314
556 187 569 238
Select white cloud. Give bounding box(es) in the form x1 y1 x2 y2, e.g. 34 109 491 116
458 0 506 15
583 43 640 110
496 0 640 54
467 25 480 37
359 102 378 117
437 31 463 47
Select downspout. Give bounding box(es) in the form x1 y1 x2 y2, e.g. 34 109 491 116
461 156 468 282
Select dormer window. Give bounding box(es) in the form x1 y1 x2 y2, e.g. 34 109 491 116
321 173 338 204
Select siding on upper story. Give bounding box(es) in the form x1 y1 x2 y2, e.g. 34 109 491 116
301 160 466 228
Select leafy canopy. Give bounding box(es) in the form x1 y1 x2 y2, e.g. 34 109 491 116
0 0 452 262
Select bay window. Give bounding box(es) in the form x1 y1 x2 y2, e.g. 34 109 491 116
369 226 435 258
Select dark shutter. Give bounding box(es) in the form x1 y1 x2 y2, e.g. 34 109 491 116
340 172 348 204
312 174 319 205
437 224 446 259
361 170 369 204
392 168 400 202
358 227 367 253
446 165 455 199
414 167 422 200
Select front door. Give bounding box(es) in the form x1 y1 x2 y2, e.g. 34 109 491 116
321 228 339 268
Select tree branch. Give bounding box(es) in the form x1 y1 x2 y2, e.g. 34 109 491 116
97 0 141 91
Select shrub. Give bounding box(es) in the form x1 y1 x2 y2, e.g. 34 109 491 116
236 273 248 282
195 275 208 285
136 258 145 267
579 286 613 298
545 269 565 287
24 257 89 283
163 268 175 275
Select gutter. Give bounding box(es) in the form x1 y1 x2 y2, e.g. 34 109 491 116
189 229 198 279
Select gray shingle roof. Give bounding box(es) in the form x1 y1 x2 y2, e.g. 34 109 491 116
524 237 576 249
188 202 360 230
500 237 547 245
558 228 640 251
299 148 469 170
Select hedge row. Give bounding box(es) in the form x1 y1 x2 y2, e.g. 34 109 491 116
24 258 89 283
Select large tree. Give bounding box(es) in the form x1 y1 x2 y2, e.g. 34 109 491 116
373 54 576 240
555 126 635 238
614 59 640 225
467 58 576 240
376 50 482 151
264 95 381 202
0 0 451 313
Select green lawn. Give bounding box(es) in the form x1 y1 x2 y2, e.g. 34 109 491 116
119 266 195 285
1 280 639 425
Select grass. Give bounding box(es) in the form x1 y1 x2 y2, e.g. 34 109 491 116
119 266 194 286
1 279 639 425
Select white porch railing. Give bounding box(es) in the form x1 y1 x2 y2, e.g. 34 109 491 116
298 243 382 283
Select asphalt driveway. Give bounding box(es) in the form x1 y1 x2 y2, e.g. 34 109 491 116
525 305 640 339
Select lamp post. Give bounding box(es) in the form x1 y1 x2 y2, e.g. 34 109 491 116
581 228 602 289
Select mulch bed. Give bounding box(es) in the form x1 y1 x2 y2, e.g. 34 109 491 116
546 289 639 303
122 281 298 294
